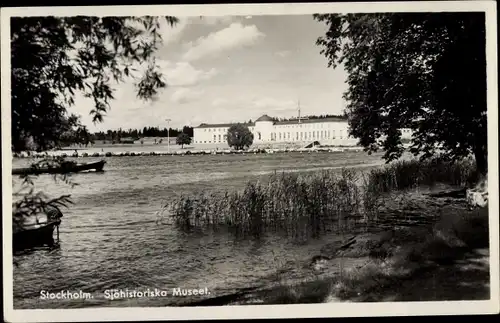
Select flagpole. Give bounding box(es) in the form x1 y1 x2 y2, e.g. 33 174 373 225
165 118 171 153
298 99 301 124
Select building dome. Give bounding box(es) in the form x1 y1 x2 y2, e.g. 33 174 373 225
255 114 274 122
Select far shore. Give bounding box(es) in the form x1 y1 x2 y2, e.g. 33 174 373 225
12 145 368 159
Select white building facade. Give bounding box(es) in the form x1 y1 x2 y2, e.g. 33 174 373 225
193 114 413 148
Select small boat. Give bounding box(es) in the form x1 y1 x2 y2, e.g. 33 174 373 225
13 208 63 251
12 159 106 175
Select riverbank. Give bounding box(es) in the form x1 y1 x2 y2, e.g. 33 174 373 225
181 185 490 305
12 146 365 159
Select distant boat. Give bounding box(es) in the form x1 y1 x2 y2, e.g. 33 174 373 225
13 208 63 251
12 160 106 175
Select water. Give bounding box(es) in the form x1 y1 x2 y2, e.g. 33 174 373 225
11 151 385 308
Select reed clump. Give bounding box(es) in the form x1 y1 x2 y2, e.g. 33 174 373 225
364 157 478 194
165 157 479 240
165 169 363 240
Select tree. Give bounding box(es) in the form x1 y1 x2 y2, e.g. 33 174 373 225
227 124 254 150
176 133 192 148
182 125 194 137
313 12 487 175
11 15 178 153
59 125 93 148
11 15 179 246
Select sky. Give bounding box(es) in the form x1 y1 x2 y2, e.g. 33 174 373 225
72 15 348 132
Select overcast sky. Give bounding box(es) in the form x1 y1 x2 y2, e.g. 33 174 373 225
72 14 348 131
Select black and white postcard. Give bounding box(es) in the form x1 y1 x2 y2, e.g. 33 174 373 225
2 1 498 322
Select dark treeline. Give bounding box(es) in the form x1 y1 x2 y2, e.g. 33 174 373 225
91 126 194 142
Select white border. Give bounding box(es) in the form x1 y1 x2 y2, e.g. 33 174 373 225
1 1 498 322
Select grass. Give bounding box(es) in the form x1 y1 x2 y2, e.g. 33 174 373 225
165 169 363 241
165 156 479 241
364 156 479 194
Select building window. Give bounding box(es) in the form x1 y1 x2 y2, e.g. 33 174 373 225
218 134 221 141
279 133 282 140
300 132 303 140
287 132 290 140
340 130 343 139
296 132 299 140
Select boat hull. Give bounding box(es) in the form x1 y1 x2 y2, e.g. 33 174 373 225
13 220 61 251
12 160 106 175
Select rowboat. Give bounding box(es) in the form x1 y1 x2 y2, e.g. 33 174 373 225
13 208 63 251
12 159 106 175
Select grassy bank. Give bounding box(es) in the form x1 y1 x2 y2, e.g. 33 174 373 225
182 197 489 306
363 156 479 193
165 157 479 241
248 205 489 304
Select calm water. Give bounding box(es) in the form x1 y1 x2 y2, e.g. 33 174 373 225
12 151 385 309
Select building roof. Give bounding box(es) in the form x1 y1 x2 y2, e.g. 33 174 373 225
196 122 255 129
194 115 348 129
255 114 274 122
275 117 347 125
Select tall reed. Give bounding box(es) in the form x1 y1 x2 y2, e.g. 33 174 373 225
364 157 478 194
165 170 363 241
165 157 478 240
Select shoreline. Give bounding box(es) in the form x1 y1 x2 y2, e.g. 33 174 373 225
180 189 490 306
12 146 367 159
